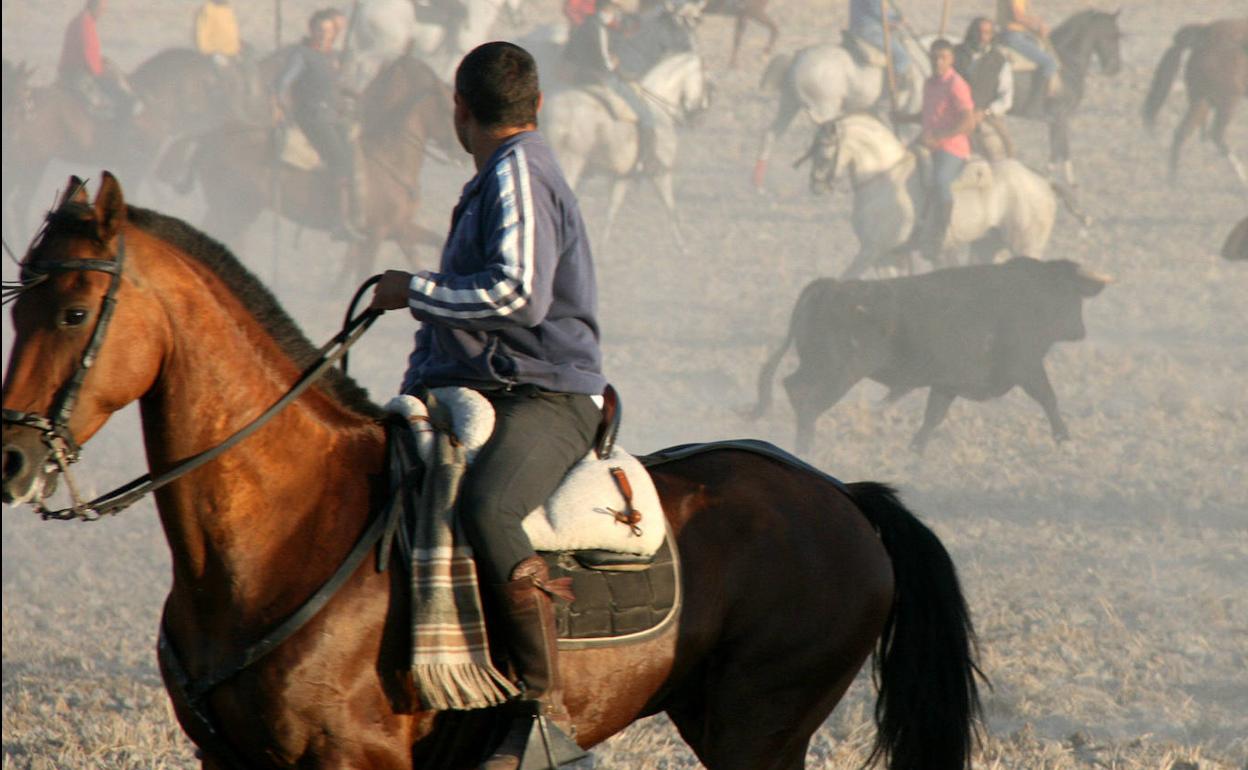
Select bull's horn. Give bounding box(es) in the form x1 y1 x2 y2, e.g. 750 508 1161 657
1079 268 1115 284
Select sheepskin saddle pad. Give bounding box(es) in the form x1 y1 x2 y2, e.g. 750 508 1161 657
386 388 678 645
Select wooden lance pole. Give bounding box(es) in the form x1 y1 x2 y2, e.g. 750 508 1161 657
880 0 898 112
939 0 952 39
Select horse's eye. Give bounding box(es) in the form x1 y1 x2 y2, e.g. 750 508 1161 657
61 308 89 327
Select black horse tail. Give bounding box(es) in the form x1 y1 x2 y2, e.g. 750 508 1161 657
847 482 985 770
1142 24 1203 127
745 279 824 420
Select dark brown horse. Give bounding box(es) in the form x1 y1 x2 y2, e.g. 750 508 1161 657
1 48 269 238
165 54 458 284
2 174 983 770
1142 17 1248 186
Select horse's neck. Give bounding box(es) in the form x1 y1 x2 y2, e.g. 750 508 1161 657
1051 19 1092 84
135 232 381 624
643 56 695 104
843 120 908 179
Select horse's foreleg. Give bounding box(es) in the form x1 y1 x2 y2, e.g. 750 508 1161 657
1209 103 1247 187
650 172 687 255
1169 98 1211 184
601 175 631 251
729 15 748 69
754 7 779 56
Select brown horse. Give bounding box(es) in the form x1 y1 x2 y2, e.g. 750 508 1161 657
2 174 983 770
1 48 269 238
705 0 779 68
1142 17 1248 185
165 54 458 285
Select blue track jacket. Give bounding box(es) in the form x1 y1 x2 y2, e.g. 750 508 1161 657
401 131 607 396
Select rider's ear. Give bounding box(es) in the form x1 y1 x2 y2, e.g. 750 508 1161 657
59 176 89 208
93 171 127 243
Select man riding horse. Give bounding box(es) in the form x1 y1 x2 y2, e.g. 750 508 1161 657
564 0 657 172
275 9 364 241
57 0 139 120
369 42 607 770
955 17 1016 159
894 38 977 265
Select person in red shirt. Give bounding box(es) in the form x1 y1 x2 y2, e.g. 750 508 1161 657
57 0 105 83
896 38 977 263
56 0 137 117
564 0 597 28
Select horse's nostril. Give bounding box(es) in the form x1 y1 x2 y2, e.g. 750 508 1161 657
3 446 26 481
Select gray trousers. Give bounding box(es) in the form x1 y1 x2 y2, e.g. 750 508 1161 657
458 387 601 585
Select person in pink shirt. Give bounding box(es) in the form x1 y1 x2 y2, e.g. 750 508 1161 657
896 38 977 262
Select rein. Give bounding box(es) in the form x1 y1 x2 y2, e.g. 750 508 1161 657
3 238 383 520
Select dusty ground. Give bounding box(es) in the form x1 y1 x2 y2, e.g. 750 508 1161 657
3 0 1246 768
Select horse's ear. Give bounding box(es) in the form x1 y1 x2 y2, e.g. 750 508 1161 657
93 171 127 242
58 176 89 208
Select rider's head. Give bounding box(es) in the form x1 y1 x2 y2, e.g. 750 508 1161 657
86 0 105 17
453 42 542 155
929 38 956 76
965 17 995 50
307 10 338 50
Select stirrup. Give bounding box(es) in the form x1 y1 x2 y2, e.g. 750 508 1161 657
517 713 587 770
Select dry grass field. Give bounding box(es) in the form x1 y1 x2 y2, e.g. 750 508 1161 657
3 0 1246 768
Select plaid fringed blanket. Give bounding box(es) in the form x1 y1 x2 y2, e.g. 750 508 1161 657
407 395 518 711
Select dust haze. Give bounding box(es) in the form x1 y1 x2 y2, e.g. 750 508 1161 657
3 0 1246 767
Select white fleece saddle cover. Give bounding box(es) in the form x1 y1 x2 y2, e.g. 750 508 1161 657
385 389 666 557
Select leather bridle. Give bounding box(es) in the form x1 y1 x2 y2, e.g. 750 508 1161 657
3 229 382 521
2 233 128 519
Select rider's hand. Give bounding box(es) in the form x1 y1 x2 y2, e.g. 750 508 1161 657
370 270 415 311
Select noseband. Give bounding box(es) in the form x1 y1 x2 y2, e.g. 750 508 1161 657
2 234 128 519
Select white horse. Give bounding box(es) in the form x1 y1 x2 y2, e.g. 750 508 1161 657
348 0 526 84
753 33 928 190
802 113 1082 279
543 52 712 253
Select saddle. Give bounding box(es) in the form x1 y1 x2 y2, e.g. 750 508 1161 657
385 387 678 652
951 159 995 192
582 82 643 124
274 122 362 171
842 30 890 68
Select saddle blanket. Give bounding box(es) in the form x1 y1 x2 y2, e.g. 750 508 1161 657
386 389 666 558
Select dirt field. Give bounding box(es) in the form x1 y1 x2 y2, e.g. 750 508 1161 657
3 0 1246 767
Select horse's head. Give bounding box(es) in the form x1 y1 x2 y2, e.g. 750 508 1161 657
1090 10 1124 76
2 174 165 513
362 54 460 162
1056 9 1123 77
799 120 844 196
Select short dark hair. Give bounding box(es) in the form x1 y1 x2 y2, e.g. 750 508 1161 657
930 38 955 56
455 42 540 129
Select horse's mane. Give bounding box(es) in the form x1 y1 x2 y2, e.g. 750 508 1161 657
45 204 383 419
1052 9 1113 45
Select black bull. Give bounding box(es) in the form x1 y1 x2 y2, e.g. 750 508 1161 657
750 258 1112 453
